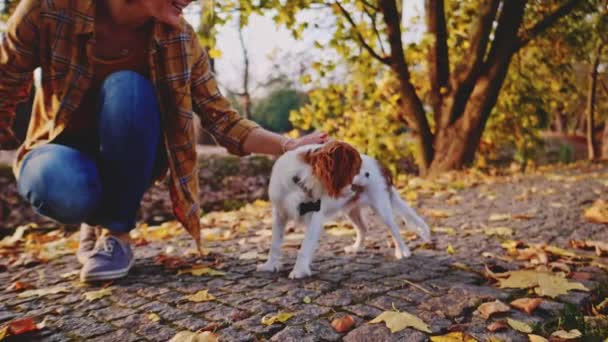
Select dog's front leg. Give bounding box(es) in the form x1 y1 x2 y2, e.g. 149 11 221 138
289 213 323 279
344 206 367 254
257 208 287 272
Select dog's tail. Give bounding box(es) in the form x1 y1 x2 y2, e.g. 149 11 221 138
390 187 431 242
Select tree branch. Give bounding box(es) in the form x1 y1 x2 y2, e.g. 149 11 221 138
425 0 450 125
515 0 584 50
335 2 391 65
600 78 608 96
363 6 387 56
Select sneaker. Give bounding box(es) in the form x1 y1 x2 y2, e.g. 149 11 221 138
80 236 134 282
76 224 100 264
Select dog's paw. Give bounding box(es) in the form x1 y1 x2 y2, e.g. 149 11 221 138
256 261 282 272
394 248 412 260
344 244 361 254
288 265 312 279
418 226 431 243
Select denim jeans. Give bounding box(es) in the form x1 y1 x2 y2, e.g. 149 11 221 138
17 71 161 233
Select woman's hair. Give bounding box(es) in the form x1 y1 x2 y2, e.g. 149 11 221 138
300 141 362 197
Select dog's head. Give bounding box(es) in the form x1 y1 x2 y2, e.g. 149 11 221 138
300 141 361 198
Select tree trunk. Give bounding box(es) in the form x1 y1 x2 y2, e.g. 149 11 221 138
586 44 602 160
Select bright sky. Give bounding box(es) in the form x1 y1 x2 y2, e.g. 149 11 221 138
185 1 424 94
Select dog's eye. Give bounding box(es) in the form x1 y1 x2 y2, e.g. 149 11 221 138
292 176 300 183
365 172 370 178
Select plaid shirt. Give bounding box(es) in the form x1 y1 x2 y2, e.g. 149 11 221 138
0 0 260 249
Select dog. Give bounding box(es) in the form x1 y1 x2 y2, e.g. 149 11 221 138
256 141 431 279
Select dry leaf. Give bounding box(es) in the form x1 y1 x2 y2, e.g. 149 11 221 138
510 298 542 314
148 313 161 322
488 214 510 222
84 288 112 302
185 290 215 302
430 332 478 341
0 326 8 340
169 331 219 342
486 321 507 332
177 266 225 277
496 270 589 298
583 199 608 224
432 227 456 235
484 227 513 237
550 329 582 339
6 317 39 335
570 239 608 256
369 310 431 333
528 334 548 342
425 209 453 219
303 296 312 304
5 281 34 292
506 318 532 333
326 226 356 237
239 251 259 260
17 286 69 298
261 312 294 326
477 300 510 319
331 315 355 333
447 244 456 254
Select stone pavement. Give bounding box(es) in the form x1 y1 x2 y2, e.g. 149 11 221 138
1 163 607 341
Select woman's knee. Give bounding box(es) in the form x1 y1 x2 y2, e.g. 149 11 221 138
18 144 102 224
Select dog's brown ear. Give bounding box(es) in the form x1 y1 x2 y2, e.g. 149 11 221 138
301 141 361 197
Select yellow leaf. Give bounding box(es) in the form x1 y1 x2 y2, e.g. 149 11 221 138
169 331 219 342
484 227 513 237
432 227 456 235
83 288 112 302
430 332 478 342
583 199 608 223
476 300 510 319
446 244 455 254
425 209 453 219
185 290 215 302
0 326 8 340
369 310 431 333
528 335 548 342
148 313 161 322
17 286 69 298
261 312 294 326
488 214 510 222
497 270 589 298
303 296 312 304
208 48 222 59
239 251 259 260
326 226 356 237
177 266 225 277
506 318 532 333
550 329 582 339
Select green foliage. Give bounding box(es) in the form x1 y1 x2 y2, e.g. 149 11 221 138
252 88 307 133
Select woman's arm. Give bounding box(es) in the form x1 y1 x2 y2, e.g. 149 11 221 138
0 0 40 150
242 129 328 156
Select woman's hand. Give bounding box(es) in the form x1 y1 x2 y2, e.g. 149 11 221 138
284 132 330 152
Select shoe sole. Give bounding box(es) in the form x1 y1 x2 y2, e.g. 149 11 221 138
80 257 135 282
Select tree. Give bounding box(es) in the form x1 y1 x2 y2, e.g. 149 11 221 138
221 0 594 174
252 87 307 132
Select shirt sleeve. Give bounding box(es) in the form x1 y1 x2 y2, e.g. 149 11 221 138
0 0 40 145
189 28 260 156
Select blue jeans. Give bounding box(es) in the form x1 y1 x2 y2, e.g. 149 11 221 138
17 71 162 233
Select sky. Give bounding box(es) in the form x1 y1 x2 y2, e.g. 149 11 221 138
184 0 424 95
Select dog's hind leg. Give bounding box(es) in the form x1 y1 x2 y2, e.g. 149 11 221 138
257 208 287 272
289 213 323 279
390 188 431 243
344 206 368 254
372 197 411 259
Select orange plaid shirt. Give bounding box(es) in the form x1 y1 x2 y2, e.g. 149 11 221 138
0 0 260 249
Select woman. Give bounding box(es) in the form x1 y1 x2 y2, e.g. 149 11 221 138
0 0 328 282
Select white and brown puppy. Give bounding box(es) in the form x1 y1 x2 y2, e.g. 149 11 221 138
257 141 431 279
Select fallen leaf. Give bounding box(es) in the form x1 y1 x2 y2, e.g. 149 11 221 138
488 214 510 222
261 312 294 326
185 290 215 302
476 300 510 319
447 244 456 254
17 286 69 298
5 281 34 292
0 225 32 247
369 310 431 333
570 272 593 281
147 313 161 322
550 329 582 339
425 209 453 219
484 227 513 237
303 296 312 304
486 321 507 332
430 332 478 341
506 318 532 333
60 270 80 279
6 317 38 335
177 266 225 277
496 270 589 298
570 239 608 256
583 199 608 223
169 330 219 342
326 226 356 237
0 326 7 340
238 251 259 260
432 227 456 235
510 298 542 314
84 288 112 302
331 315 355 333
528 334 548 342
